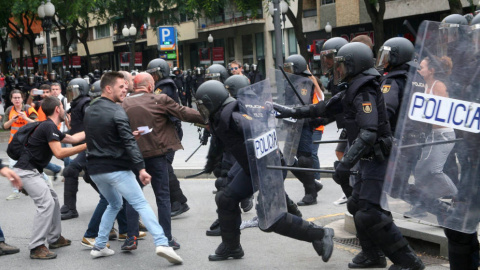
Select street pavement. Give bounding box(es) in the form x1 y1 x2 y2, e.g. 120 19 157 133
0 121 452 269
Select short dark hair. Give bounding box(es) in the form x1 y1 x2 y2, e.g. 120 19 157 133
100 71 124 92
42 96 61 117
40 84 51 90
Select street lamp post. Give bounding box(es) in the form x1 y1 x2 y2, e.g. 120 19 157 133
207 34 213 65
37 0 55 73
24 50 28 75
325 22 332 38
269 0 284 67
35 34 45 74
122 24 137 71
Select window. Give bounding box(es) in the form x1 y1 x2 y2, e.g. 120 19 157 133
288 29 297 55
255 32 264 59
95 24 110 39
321 0 335 5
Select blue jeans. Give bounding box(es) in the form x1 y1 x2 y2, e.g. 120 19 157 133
84 192 128 238
45 162 61 173
91 170 168 248
0 224 5 242
311 130 323 180
126 156 172 240
61 143 72 167
297 125 313 154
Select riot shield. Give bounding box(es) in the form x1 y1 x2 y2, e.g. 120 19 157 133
272 69 311 165
237 79 287 230
382 20 480 233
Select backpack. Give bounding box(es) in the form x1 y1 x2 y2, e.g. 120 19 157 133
7 121 42 160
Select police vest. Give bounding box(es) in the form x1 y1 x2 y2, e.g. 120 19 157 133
155 79 179 104
5 105 38 143
380 69 408 132
70 96 91 135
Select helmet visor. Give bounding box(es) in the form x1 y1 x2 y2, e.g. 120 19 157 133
195 99 210 123
438 23 460 56
48 72 56 81
66 85 81 102
145 67 164 80
375 46 391 70
333 56 348 85
320 49 336 75
283 62 295 74
472 25 480 54
28 75 35 85
204 72 221 81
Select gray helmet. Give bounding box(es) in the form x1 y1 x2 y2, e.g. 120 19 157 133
334 42 379 84
284 54 311 76
251 64 257 72
472 13 480 26
89 80 101 98
67 78 90 101
48 71 57 81
195 80 235 122
28 74 35 85
243 63 250 72
146 58 170 80
187 69 192 76
205 64 229 82
224 75 250 98
93 69 101 78
376 37 415 70
321 37 348 75
442 14 468 25
173 67 179 73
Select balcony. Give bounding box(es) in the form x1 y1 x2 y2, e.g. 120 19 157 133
112 32 147 44
198 9 264 30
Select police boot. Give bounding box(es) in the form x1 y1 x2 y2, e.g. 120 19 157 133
208 232 244 261
348 245 387 268
388 246 425 270
292 170 317 206
61 181 79 220
206 219 221 237
272 213 334 262
286 194 302 217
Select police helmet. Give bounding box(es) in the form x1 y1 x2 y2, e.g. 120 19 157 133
251 64 258 72
321 37 348 75
131 70 138 76
67 78 90 102
243 63 250 72
48 71 57 81
89 80 102 98
93 69 101 78
205 64 229 82
195 80 234 122
471 13 480 54
28 74 35 86
442 14 468 25
284 54 311 76
471 13 480 26
334 42 379 84
173 67 179 73
187 69 192 76
88 73 95 84
376 37 415 70
224 75 250 98
146 58 170 80
64 71 71 80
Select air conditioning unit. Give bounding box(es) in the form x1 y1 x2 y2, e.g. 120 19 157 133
112 36 118 42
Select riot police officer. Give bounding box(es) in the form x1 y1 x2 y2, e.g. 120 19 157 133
46 71 66 95
283 54 322 206
193 67 205 92
195 80 334 262
60 78 92 220
185 69 193 107
205 64 230 83
247 64 263 84
146 58 189 216
172 67 186 105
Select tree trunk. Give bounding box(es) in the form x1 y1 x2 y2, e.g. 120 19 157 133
1 39 7 74
364 0 386 53
286 0 309 62
448 0 464 14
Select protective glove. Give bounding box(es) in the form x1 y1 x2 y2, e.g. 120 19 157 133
273 103 296 119
332 160 351 185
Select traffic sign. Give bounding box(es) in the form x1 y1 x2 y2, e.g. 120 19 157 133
158 27 176 51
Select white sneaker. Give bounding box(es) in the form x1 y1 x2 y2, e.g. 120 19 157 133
90 246 115 258
333 195 348 205
156 245 183 264
6 192 20 201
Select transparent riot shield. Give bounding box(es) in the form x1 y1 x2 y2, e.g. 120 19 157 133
237 79 287 230
382 20 480 233
272 69 311 165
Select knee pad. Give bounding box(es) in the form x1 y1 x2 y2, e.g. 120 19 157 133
63 165 80 178
297 154 313 168
214 177 228 191
215 189 239 211
347 196 359 216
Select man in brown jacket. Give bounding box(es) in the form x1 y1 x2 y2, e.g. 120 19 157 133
121 72 205 251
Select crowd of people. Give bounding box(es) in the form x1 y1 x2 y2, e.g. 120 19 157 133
1 12 479 270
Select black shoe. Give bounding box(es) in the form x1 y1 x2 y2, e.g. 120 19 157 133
315 180 323 192
312 227 334 262
208 242 244 261
286 199 302 217
171 202 190 217
297 194 317 206
168 238 180 250
60 205 69 214
348 250 387 268
121 236 137 251
389 247 425 270
61 209 79 220
388 261 425 270
206 220 221 236
240 197 253 213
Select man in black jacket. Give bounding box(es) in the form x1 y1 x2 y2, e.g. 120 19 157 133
83 71 182 264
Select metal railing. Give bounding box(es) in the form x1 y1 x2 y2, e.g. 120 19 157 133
198 9 264 29
112 32 147 44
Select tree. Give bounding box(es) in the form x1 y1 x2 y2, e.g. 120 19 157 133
0 1 14 73
284 0 309 62
364 0 385 52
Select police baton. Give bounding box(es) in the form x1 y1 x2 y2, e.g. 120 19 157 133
278 66 306 106
185 170 207 179
266 165 359 175
313 139 348 144
185 144 203 162
399 138 463 150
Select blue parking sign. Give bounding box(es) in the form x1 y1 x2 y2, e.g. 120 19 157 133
158 27 176 51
